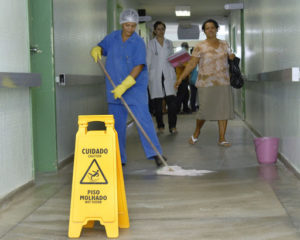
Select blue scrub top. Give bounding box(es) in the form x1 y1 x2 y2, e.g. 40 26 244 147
98 30 148 105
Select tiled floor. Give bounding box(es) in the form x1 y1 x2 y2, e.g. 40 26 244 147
1 114 300 239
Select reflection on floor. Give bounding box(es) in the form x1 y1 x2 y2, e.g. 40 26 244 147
1 114 300 239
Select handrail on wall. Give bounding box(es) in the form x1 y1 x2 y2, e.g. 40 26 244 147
0 72 41 88
247 67 299 82
56 74 104 86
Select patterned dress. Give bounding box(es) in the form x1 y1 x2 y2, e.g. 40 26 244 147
192 40 231 88
191 39 234 120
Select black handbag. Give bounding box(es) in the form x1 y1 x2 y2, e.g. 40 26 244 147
228 57 244 89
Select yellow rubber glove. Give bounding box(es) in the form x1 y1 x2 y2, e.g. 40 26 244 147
90 46 102 62
111 75 136 99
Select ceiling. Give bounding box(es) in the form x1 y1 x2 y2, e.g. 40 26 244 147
135 0 231 24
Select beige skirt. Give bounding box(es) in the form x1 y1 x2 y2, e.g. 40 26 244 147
196 85 234 120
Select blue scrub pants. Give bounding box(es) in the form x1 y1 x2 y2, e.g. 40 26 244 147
108 103 162 164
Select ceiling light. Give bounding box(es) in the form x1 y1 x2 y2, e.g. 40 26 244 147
175 6 191 17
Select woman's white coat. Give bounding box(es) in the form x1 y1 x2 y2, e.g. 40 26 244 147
147 38 177 99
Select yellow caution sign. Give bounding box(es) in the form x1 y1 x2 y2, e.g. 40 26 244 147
68 115 129 238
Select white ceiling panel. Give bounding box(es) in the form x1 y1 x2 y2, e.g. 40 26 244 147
135 0 232 23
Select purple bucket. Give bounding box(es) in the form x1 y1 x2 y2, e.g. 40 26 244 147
254 137 279 164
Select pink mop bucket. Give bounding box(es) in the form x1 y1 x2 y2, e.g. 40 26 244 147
253 137 279 164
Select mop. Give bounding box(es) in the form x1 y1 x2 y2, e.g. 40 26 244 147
98 59 212 176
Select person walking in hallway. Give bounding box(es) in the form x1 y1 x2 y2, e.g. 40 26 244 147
176 42 191 114
147 21 178 134
90 9 165 166
175 19 235 147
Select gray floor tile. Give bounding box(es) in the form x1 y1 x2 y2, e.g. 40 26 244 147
1 115 300 239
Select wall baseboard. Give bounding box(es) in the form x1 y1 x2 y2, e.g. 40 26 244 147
0 180 34 210
0 155 74 209
58 154 74 170
278 153 300 179
233 110 244 120
243 119 262 138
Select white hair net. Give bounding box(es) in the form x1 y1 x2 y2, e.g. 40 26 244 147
119 9 139 24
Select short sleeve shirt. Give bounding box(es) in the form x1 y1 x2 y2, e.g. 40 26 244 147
192 40 230 88
98 30 148 105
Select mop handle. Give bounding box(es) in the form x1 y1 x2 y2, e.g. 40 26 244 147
97 59 168 167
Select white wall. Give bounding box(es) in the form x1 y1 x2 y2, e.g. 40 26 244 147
230 0 300 172
244 0 300 74
53 0 108 163
0 1 30 73
229 10 244 117
0 0 34 198
118 0 139 9
53 0 107 76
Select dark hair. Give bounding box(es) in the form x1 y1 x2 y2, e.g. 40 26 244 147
190 47 194 54
153 21 166 30
201 19 219 31
181 42 189 50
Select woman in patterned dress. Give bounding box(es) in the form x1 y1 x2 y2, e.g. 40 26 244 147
175 19 235 147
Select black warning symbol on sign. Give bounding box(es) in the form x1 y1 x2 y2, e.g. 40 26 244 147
80 159 108 184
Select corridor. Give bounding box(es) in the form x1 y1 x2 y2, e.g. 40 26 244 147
1 114 300 240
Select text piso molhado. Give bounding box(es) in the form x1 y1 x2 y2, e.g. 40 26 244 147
80 190 108 204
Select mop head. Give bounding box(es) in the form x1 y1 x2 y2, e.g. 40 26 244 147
156 165 213 176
